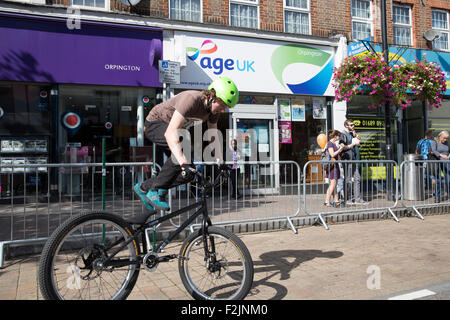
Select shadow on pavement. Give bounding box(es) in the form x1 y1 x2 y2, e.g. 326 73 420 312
249 249 343 300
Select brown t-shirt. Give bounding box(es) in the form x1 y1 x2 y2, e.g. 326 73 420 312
146 90 219 129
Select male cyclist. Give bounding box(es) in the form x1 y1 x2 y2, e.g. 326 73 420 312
134 77 239 211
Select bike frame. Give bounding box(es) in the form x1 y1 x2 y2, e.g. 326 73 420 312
101 182 215 269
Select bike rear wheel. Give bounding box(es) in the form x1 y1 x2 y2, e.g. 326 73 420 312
38 211 140 300
178 226 254 300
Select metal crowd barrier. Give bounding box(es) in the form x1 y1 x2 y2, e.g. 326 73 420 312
0 160 302 267
181 161 302 233
400 160 450 219
0 161 162 268
1 158 449 267
303 160 399 230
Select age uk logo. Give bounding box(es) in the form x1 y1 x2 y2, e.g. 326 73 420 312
186 39 255 75
186 40 217 61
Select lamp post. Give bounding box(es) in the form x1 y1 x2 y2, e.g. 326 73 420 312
381 0 392 162
380 0 395 201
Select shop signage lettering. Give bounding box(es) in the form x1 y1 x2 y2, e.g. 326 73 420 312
353 117 386 160
199 57 255 75
187 39 255 75
177 31 335 95
104 64 142 71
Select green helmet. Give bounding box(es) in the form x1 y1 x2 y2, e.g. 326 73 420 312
208 76 239 108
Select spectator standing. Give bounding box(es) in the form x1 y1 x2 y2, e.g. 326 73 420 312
415 129 435 193
324 130 344 207
228 139 242 199
415 129 434 159
339 119 366 205
430 130 450 203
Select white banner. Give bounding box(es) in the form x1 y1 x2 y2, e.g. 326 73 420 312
173 31 335 96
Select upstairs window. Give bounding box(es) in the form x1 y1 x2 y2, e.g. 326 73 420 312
169 0 201 22
432 9 449 51
70 0 108 10
351 0 372 40
230 0 259 29
284 0 310 35
393 4 412 46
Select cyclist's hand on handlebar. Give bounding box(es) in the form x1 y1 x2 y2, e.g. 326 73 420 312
180 163 196 181
218 163 229 171
215 158 228 171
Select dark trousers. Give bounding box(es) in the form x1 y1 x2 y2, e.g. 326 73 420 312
141 120 190 192
230 167 241 196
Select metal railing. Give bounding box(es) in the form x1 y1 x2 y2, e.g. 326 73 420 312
400 160 450 219
1 158 449 267
182 161 302 233
0 160 302 267
302 160 399 229
0 161 162 267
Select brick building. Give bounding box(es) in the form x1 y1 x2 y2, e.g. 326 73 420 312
0 0 449 196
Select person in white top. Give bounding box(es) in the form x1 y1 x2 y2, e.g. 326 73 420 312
228 139 242 199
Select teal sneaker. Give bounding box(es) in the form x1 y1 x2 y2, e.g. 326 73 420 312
146 189 170 211
133 183 154 210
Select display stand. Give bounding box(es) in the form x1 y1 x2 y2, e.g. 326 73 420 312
305 154 324 183
0 136 50 201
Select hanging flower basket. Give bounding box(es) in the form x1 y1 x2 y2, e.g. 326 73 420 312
332 52 447 109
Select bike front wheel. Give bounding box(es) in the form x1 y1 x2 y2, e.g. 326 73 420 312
38 211 141 300
178 226 254 300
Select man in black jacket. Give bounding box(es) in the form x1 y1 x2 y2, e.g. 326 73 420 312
339 119 366 205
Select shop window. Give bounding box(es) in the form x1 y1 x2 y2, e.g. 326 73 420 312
238 94 274 105
170 0 202 22
346 95 382 116
351 0 373 40
393 4 412 46
0 83 52 135
432 9 449 51
59 85 156 163
230 0 259 29
284 0 310 35
404 100 425 154
276 96 327 169
347 95 398 161
428 98 450 133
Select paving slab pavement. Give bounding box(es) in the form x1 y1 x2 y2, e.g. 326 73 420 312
0 213 449 300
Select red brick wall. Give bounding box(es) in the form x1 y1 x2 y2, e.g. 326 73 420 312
203 0 229 25
310 0 352 38
372 0 449 49
260 0 283 32
43 0 450 50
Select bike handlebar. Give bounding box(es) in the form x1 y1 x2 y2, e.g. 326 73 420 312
194 165 230 191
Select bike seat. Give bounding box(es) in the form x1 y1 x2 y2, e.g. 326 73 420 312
125 211 157 225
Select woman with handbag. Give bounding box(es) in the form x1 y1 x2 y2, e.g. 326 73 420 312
324 130 345 207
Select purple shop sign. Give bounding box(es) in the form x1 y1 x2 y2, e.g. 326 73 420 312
0 13 163 87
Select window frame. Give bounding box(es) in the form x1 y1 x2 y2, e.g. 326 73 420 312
392 3 413 47
283 0 311 35
169 0 203 23
229 0 260 29
69 0 110 12
351 0 373 41
5 0 46 4
431 8 450 51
